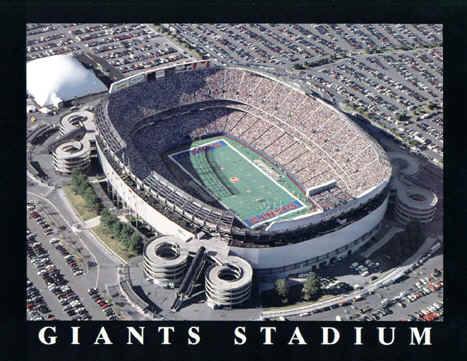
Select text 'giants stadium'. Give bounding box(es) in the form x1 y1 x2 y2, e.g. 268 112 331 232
95 60 392 279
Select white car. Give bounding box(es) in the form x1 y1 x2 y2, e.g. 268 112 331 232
49 238 60 244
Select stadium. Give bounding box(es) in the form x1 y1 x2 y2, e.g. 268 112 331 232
94 60 392 280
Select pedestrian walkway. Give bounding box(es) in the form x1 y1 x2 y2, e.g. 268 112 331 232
83 215 101 229
89 177 108 184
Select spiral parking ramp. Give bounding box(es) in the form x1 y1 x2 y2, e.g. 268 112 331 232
204 255 253 307
143 236 189 288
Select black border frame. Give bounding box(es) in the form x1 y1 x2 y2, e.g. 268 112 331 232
3 1 466 360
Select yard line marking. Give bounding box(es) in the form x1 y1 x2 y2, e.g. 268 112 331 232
169 137 309 228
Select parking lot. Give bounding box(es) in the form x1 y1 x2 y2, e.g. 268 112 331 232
162 24 442 166
26 200 121 321
26 23 192 77
284 247 443 322
27 23 443 168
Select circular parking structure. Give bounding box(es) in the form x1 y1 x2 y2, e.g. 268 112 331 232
395 183 438 225
143 236 189 288
205 255 253 308
52 140 91 175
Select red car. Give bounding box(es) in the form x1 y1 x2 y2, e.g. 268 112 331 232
31 212 40 218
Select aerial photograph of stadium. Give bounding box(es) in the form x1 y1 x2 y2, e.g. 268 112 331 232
26 23 443 321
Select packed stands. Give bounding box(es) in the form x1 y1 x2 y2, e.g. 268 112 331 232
97 65 391 243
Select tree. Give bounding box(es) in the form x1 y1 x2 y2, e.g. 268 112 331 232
120 224 133 247
275 278 289 304
77 177 90 195
71 169 86 194
120 233 130 248
106 214 119 227
293 63 305 70
302 272 321 301
130 233 143 254
100 208 112 226
110 221 122 238
83 187 97 208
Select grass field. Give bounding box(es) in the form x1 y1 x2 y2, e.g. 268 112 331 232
63 186 99 221
91 224 137 262
169 136 313 228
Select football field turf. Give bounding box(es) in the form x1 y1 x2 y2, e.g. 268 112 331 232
169 136 312 228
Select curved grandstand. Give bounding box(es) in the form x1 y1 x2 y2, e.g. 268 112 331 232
95 61 392 277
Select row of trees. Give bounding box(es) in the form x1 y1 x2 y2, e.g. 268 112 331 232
100 208 144 254
292 55 340 71
71 169 102 214
275 272 322 304
71 169 143 255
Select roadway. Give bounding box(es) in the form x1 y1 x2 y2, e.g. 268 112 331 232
27 183 124 290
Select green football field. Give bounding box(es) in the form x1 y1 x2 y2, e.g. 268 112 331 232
169 136 313 228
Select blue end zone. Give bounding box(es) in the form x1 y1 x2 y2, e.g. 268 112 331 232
244 199 303 227
172 140 227 162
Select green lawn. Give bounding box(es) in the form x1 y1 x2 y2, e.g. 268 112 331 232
63 186 99 221
91 224 137 262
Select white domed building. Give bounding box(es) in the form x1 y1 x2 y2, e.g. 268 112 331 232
26 54 107 107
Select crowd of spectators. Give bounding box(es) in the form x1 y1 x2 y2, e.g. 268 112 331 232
99 66 391 213
312 186 354 211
